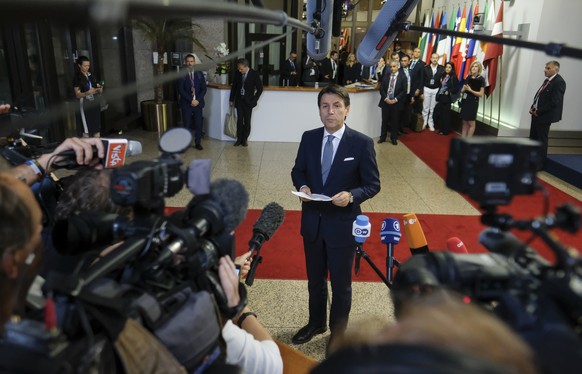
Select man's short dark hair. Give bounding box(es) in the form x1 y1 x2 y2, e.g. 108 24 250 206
184 54 195 61
330 51 339 57
318 84 350 108
236 58 249 67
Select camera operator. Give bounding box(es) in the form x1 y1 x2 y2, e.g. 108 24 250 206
218 256 283 373
7 136 104 186
0 171 189 373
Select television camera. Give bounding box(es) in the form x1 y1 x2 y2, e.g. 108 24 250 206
0 128 250 373
393 137 582 373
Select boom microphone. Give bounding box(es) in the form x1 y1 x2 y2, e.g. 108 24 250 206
186 178 249 235
306 0 334 60
446 237 469 254
52 139 142 169
245 202 285 286
357 0 420 66
402 213 430 255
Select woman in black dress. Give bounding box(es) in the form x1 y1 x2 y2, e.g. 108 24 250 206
343 53 361 85
73 56 103 137
460 61 485 137
434 62 460 135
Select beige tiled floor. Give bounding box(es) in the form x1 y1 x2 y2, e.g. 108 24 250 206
119 128 582 361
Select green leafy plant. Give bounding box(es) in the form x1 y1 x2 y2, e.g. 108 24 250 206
133 17 206 103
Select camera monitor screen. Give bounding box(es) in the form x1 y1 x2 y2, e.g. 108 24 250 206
446 137 543 207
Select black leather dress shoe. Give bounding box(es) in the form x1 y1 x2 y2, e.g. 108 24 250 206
234 141 242 146
242 141 248 147
194 144 203 150
377 139 385 144
391 139 398 145
292 324 327 345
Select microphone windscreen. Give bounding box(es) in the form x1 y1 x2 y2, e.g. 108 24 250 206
403 213 429 254
127 140 142 156
352 215 371 243
209 178 249 233
446 237 469 254
357 0 420 66
381 218 401 244
253 202 285 239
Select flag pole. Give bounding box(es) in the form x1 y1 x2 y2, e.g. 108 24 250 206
497 55 503 129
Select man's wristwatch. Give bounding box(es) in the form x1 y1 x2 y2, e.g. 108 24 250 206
349 192 354 204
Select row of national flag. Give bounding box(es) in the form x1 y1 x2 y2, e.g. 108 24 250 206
418 0 504 96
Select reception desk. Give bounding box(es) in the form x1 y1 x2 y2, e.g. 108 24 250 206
204 84 381 142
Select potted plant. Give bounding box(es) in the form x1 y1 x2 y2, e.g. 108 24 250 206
133 17 206 134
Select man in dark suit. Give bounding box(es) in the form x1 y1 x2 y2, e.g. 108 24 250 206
529 60 566 168
409 47 425 114
229 58 263 146
398 54 412 134
320 51 339 84
301 54 319 85
280 51 299 86
290 85 381 348
178 54 207 150
378 60 408 145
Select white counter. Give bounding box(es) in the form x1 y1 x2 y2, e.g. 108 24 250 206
204 85 382 142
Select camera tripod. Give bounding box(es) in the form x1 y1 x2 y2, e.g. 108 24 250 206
354 242 401 289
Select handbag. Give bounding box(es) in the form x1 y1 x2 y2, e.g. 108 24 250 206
224 107 237 138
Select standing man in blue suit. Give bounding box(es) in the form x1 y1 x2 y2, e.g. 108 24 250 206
179 54 207 150
291 85 381 349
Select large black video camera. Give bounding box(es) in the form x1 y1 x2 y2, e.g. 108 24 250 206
393 137 582 373
1 128 250 373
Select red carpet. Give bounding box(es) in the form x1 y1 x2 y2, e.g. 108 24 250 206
231 210 488 282
400 130 581 259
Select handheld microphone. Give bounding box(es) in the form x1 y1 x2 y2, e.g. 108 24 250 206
352 215 371 275
402 213 430 255
245 202 285 286
446 237 469 254
306 0 333 60
52 139 142 169
381 218 401 282
357 0 420 66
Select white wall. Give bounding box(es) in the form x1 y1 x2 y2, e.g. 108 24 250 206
424 0 582 135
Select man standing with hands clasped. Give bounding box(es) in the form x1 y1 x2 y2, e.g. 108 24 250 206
230 58 263 147
291 85 380 352
529 60 566 169
179 54 207 150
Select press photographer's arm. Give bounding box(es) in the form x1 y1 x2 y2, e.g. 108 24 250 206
9 137 104 185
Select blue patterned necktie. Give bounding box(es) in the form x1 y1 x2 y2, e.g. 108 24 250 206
321 135 334 184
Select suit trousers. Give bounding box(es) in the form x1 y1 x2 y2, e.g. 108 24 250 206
400 95 412 131
381 104 401 141
181 105 203 145
236 104 253 142
433 102 452 134
303 234 355 334
529 118 551 169
421 87 439 129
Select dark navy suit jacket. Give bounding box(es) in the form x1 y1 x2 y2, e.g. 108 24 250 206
178 70 207 109
291 126 380 247
532 74 566 124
